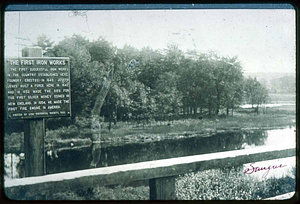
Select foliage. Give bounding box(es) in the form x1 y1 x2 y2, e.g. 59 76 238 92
270 75 295 94
46 167 295 200
244 77 268 113
32 34 270 125
48 185 149 200
176 166 296 200
92 185 149 200
33 34 54 56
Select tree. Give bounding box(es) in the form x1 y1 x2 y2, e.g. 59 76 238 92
137 47 164 89
89 37 115 64
154 71 182 121
270 75 295 94
51 34 93 120
244 77 268 114
221 57 244 116
33 34 54 56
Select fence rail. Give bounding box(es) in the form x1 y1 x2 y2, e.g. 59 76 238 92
5 146 295 200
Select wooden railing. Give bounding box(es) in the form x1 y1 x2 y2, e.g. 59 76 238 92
4 146 295 200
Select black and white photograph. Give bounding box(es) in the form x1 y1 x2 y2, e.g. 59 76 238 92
3 4 296 200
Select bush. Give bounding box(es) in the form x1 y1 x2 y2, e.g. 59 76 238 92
49 185 149 200
175 166 296 200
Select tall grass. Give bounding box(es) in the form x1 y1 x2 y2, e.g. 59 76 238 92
47 166 295 200
175 166 296 200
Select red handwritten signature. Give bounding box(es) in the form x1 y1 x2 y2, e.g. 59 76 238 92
244 163 287 178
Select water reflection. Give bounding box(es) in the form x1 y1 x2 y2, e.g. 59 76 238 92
90 143 102 168
243 156 295 180
4 127 295 178
242 127 296 180
263 128 296 148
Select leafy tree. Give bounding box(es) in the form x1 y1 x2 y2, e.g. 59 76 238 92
137 47 164 89
101 45 141 124
49 34 250 125
33 34 54 56
162 43 184 73
177 56 199 115
51 35 94 119
154 71 182 120
221 56 244 116
89 37 116 64
244 77 268 114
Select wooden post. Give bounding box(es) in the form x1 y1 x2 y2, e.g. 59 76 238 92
24 119 45 177
149 176 176 200
23 47 46 200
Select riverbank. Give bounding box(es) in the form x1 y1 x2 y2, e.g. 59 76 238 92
4 105 295 153
4 104 296 200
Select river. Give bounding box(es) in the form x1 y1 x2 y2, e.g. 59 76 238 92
4 126 295 182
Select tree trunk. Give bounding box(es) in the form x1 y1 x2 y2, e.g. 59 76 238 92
226 105 229 116
91 67 114 117
90 66 114 167
256 104 259 115
108 120 112 131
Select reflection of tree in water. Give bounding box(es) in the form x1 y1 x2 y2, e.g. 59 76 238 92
41 130 269 175
216 132 245 151
242 130 268 147
46 148 92 174
213 130 268 152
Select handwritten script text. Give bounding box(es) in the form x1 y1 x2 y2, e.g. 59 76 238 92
244 163 287 178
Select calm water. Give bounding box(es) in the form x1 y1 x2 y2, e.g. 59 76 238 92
4 126 296 180
243 127 296 180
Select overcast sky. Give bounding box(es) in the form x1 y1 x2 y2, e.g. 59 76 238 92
5 8 295 73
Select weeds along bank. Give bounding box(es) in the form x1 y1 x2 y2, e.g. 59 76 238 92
4 105 296 200
46 166 295 200
175 166 296 200
4 104 296 152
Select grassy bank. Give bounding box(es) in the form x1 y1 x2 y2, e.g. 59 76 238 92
5 102 296 200
4 104 295 152
50 104 296 145
46 166 295 200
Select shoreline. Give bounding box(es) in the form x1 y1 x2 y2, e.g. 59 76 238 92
4 122 295 154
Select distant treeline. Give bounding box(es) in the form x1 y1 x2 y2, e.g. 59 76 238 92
270 75 295 94
245 72 295 94
34 34 268 123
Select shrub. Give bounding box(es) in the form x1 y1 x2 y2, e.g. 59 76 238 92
175 166 296 200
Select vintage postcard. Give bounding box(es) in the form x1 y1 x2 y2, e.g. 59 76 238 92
3 4 296 201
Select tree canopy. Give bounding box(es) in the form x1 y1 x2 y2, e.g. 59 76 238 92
34 34 269 124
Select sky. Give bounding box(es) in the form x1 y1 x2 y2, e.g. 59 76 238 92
4 8 295 73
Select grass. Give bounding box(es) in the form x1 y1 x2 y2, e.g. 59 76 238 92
4 104 296 153
4 96 296 200
46 166 295 200
47 185 149 200
91 107 295 143
175 166 296 200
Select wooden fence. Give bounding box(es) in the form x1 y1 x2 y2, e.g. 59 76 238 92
4 146 296 200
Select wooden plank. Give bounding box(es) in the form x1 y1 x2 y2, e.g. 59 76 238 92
4 147 295 198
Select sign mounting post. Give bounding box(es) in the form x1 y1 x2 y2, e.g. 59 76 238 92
4 47 71 200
